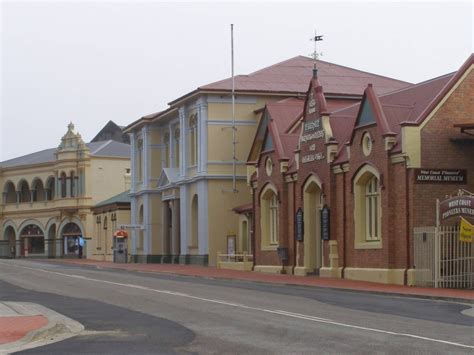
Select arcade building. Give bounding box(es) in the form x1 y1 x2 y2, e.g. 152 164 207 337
0 123 131 259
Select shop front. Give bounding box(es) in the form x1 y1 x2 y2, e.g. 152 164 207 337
19 224 45 257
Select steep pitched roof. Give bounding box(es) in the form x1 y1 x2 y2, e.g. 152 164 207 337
199 56 411 97
90 120 130 144
330 58 468 164
247 97 304 163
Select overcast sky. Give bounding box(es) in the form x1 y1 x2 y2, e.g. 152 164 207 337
1 1 472 161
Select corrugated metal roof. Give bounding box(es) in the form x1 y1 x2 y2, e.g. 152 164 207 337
94 190 131 208
1 140 130 168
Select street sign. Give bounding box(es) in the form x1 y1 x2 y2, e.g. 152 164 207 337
119 224 144 230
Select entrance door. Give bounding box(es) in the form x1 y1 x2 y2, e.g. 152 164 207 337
61 222 82 257
19 225 45 256
303 179 322 274
64 235 80 256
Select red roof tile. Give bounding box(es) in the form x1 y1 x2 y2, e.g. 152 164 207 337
330 71 457 164
200 56 411 96
266 98 304 133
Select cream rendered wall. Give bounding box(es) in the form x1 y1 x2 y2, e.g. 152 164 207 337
89 158 130 204
148 193 163 255
207 179 252 266
206 96 281 168
93 208 131 262
133 194 145 255
185 181 199 255
149 128 163 182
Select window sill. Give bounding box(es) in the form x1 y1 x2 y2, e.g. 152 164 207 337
355 241 382 250
261 245 278 251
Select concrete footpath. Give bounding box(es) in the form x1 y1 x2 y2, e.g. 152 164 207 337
0 302 83 354
46 259 474 303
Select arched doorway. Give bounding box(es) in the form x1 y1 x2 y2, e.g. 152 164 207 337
61 222 82 257
19 224 45 256
3 226 16 258
303 177 322 274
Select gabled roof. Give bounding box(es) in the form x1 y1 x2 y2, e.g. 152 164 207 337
330 54 474 164
348 84 396 144
247 97 304 164
90 120 130 144
157 168 179 188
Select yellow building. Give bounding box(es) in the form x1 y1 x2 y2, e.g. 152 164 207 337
0 123 131 259
92 190 131 262
124 56 410 266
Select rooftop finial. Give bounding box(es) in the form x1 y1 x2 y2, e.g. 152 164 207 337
68 121 75 132
310 30 323 78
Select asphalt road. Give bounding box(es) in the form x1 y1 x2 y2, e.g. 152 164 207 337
0 259 472 354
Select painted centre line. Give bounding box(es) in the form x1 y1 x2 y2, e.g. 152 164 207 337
2 262 473 349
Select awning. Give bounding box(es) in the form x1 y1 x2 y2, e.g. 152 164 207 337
113 229 128 238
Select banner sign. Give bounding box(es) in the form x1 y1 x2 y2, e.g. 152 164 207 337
295 208 304 242
320 205 330 241
414 169 467 184
440 196 474 221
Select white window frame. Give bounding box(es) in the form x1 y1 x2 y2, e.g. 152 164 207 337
353 165 382 249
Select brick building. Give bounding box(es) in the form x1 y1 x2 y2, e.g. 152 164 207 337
244 54 473 285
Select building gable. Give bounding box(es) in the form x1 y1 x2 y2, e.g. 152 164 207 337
355 98 376 127
263 132 274 151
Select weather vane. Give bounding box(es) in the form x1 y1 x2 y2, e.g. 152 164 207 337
310 30 323 61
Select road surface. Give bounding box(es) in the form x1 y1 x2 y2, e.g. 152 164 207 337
0 259 472 354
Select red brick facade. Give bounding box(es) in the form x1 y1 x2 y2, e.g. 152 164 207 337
248 55 474 284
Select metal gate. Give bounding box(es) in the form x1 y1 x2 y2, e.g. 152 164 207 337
414 226 474 288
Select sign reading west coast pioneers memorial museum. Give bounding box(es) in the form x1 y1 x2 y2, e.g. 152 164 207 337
440 195 474 221
414 169 467 184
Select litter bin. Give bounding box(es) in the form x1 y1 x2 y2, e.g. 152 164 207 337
277 246 288 262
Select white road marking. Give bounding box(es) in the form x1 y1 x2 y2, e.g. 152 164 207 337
1 261 473 349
